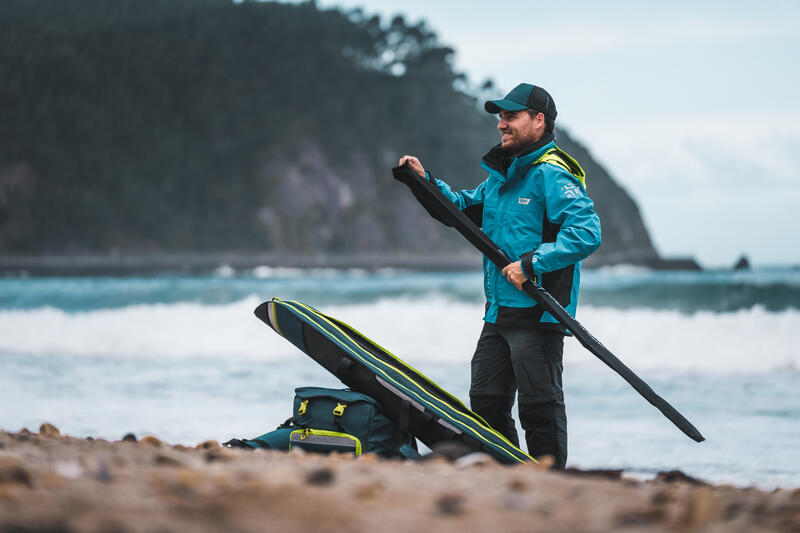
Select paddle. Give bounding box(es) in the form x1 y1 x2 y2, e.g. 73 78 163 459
392 163 705 443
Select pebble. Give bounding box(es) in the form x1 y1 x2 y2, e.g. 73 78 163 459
353 480 383 499
532 455 555 470
436 493 465 515
657 469 708 486
454 452 495 468
305 467 335 486
139 435 162 447
196 440 220 450
614 506 665 527
204 448 236 463
565 467 623 481
94 463 113 483
500 492 529 511
54 460 82 480
508 478 529 493
427 441 472 462
680 487 722 528
155 453 188 467
39 423 61 438
121 433 137 442
0 453 32 486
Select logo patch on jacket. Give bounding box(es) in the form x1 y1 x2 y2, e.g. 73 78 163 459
518 197 531 205
561 183 580 199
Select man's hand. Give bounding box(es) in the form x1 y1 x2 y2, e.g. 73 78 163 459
398 155 426 178
502 261 526 290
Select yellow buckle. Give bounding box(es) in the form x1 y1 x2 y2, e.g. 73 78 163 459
333 403 347 417
298 400 308 415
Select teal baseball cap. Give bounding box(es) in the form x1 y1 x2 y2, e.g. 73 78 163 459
484 83 557 120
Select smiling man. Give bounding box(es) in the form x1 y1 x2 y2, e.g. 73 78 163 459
399 83 601 469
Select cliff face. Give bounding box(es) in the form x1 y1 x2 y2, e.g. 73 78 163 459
242 131 661 266
0 0 661 266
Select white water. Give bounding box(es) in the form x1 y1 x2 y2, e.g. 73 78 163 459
2 296 798 374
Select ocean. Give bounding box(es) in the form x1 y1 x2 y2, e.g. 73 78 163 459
2 266 798 488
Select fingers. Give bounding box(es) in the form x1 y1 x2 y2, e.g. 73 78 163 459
502 262 524 290
398 155 426 178
398 155 419 166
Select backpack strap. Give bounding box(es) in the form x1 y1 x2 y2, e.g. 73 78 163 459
332 402 347 431
223 438 255 449
397 442 422 460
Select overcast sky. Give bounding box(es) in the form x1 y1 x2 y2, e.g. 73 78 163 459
305 0 799 267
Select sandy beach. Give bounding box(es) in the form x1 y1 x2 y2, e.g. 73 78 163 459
1 425 798 532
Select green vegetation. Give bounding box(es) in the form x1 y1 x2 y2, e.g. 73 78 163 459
0 0 656 264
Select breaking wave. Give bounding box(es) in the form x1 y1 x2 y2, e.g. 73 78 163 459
1 296 797 374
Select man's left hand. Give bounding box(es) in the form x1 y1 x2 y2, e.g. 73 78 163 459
502 261 526 290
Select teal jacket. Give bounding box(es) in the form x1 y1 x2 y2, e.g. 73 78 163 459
431 136 601 330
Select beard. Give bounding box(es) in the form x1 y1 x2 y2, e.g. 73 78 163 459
500 133 527 155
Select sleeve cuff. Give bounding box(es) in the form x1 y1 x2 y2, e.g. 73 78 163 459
519 251 538 283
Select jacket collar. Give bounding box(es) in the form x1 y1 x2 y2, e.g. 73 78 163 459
481 132 555 184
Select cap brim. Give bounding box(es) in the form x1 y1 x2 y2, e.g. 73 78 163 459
484 98 528 114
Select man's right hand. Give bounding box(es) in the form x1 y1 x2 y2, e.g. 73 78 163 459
398 155 426 178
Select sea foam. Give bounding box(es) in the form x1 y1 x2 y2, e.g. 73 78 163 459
1 296 797 374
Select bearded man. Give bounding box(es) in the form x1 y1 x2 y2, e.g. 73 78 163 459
398 83 601 469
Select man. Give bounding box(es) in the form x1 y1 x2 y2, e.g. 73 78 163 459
398 83 601 469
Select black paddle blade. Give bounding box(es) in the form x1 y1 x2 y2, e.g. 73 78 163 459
521 280 705 442
392 163 705 443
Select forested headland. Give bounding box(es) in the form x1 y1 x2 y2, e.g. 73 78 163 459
0 0 668 268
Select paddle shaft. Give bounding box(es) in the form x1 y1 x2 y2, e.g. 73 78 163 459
392 164 704 443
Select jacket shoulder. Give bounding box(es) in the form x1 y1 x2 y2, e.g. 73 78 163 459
534 146 586 190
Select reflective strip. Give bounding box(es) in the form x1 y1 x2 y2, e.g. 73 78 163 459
437 418 461 435
289 429 362 454
376 376 425 412
267 301 283 336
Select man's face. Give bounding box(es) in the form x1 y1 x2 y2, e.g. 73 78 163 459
497 110 544 153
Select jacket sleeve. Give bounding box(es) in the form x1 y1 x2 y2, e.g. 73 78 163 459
526 168 601 277
428 172 486 210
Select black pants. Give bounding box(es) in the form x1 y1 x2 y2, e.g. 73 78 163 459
469 322 567 469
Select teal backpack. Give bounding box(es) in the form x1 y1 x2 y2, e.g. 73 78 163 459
225 387 419 459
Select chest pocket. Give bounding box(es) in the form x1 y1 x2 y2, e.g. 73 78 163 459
501 184 542 249
508 195 537 213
